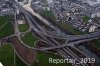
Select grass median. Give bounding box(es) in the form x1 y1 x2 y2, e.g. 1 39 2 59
18 23 29 32
22 32 38 47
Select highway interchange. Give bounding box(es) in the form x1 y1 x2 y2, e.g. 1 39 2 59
0 0 100 66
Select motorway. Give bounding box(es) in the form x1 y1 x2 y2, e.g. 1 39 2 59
1 0 100 66
14 1 92 66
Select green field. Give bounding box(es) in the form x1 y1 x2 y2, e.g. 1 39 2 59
82 15 90 22
37 51 72 66
42 10 55 18
0 16 10 28
15 53 28 66
0 16 14 39
90 40 100 48
0 44 14 66
22 32 38 47
42 10 56 20
18 23 29 32
0 22 14 38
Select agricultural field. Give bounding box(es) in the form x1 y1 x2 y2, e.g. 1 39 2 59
0 44 14 66
0 16 14 39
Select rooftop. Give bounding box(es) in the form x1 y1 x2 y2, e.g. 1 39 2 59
82 0 100 5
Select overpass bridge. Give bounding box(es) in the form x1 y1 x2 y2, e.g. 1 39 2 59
4 1 100 66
